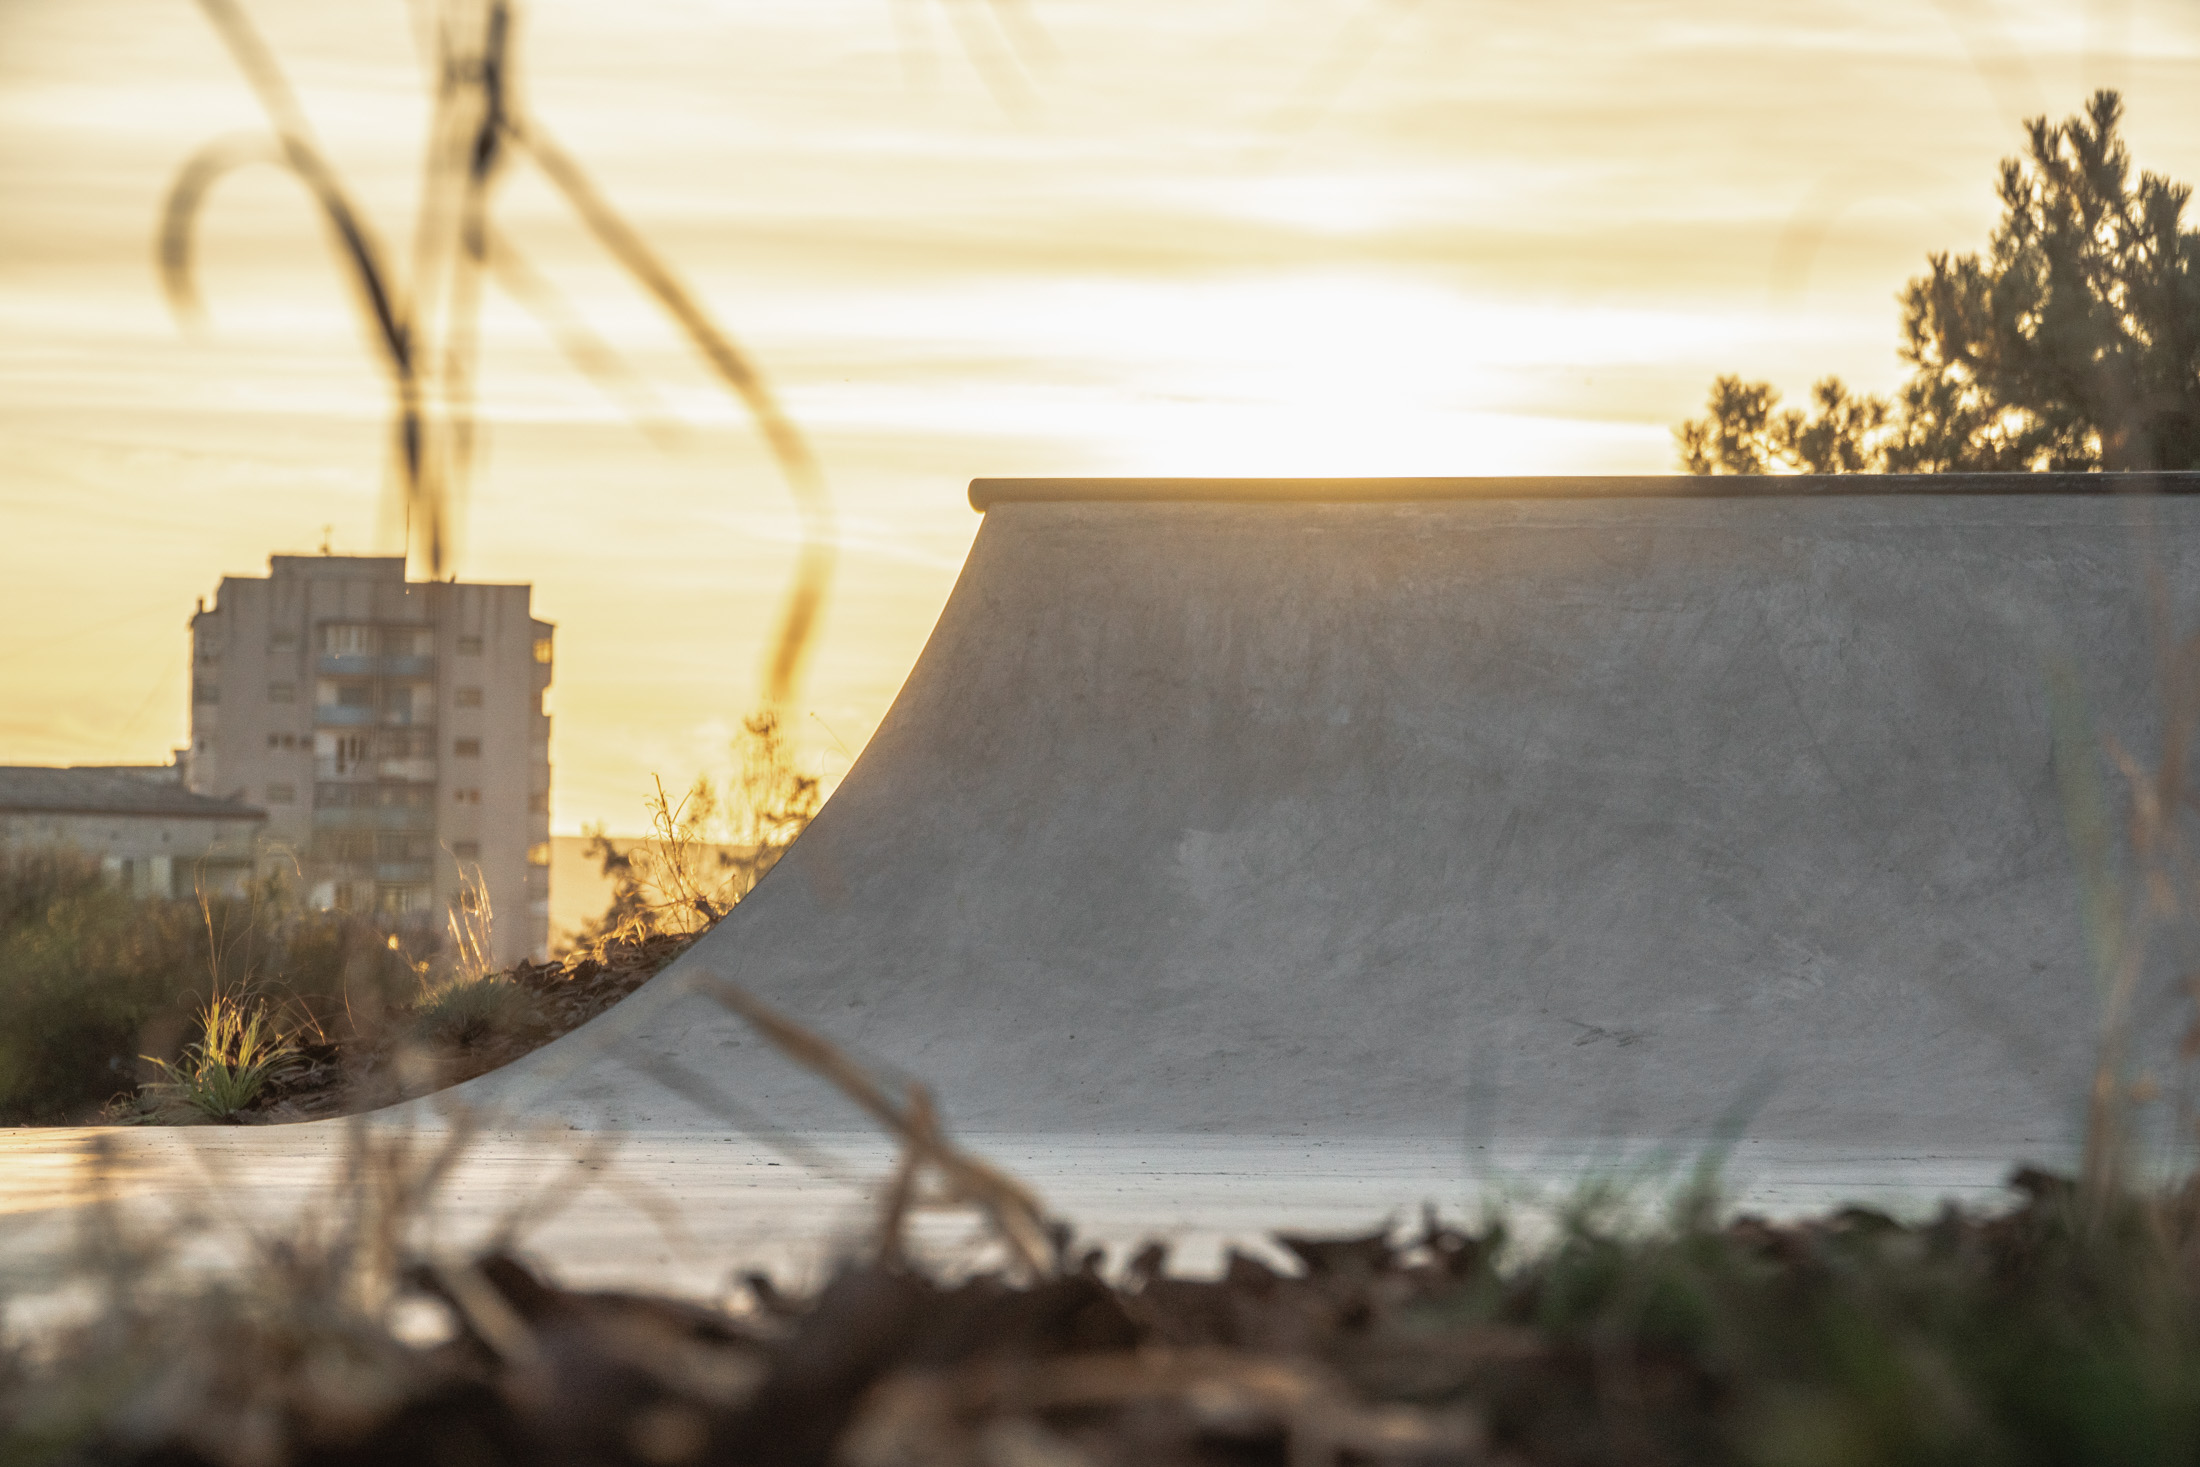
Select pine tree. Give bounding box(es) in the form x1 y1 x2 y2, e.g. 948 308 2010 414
1677 92 2200 474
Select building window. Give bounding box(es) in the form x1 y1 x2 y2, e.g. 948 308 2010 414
377 883 431 915
384 683 432 724
192 682 219 704
329 732 369 774
454 738 481 758
526 842 551 867
453 787 481 804
452 840 481 860
527 791 548 814
321 624 375 656
318 680 375 709
266 782 295 804
268 682 295 704
458 635 483 656
310 831 374 861
455 686 482 708
315 781 431 810
532 637 553 664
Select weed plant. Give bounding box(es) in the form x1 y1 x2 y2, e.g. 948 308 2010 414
406 865 526 1050
136 992 303 1123
573 712 821 948
409 975 526 1052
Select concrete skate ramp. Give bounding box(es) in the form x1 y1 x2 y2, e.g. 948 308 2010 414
471 476 2200 1151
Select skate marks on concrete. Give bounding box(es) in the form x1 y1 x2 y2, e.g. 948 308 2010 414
463 477 2200 1163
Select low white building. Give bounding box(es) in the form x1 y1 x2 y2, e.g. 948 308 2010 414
0 762 264 897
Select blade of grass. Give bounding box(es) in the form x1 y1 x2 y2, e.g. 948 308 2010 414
507 118 835 705
691 971 1053 1276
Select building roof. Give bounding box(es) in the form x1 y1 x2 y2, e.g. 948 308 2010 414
0 768 266 821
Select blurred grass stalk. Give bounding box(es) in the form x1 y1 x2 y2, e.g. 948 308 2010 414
162 0 835 707
2048 552 2200 1219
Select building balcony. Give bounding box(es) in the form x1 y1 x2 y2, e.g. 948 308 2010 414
376 861 434 883
315 705 376 726
309 807 439 832
317 654 435 678
314 757 435 782
308 860 373 879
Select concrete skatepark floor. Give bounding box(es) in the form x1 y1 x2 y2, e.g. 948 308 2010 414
0 1127 2040 1304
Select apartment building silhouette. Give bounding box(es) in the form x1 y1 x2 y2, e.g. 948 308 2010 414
186 555 553 964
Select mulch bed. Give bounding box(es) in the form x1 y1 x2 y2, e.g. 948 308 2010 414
251 930 703 1121
26 1168 2200 1466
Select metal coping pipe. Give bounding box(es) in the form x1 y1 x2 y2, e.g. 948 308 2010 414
968 473 2200 512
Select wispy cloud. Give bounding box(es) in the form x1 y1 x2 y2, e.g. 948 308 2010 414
3 0 2196 825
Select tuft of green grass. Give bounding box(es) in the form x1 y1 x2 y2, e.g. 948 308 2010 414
401 867 529 1051
408 974 527 1050
137 992 302 1123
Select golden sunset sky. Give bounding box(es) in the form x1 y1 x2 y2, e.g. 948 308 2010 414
4 0 2197 833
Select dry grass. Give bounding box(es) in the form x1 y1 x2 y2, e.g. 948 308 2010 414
574 713 821 947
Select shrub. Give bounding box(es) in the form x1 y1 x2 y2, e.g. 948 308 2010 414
0 853 207 1122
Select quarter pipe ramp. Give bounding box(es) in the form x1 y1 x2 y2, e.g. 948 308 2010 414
468 476 2200 1157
